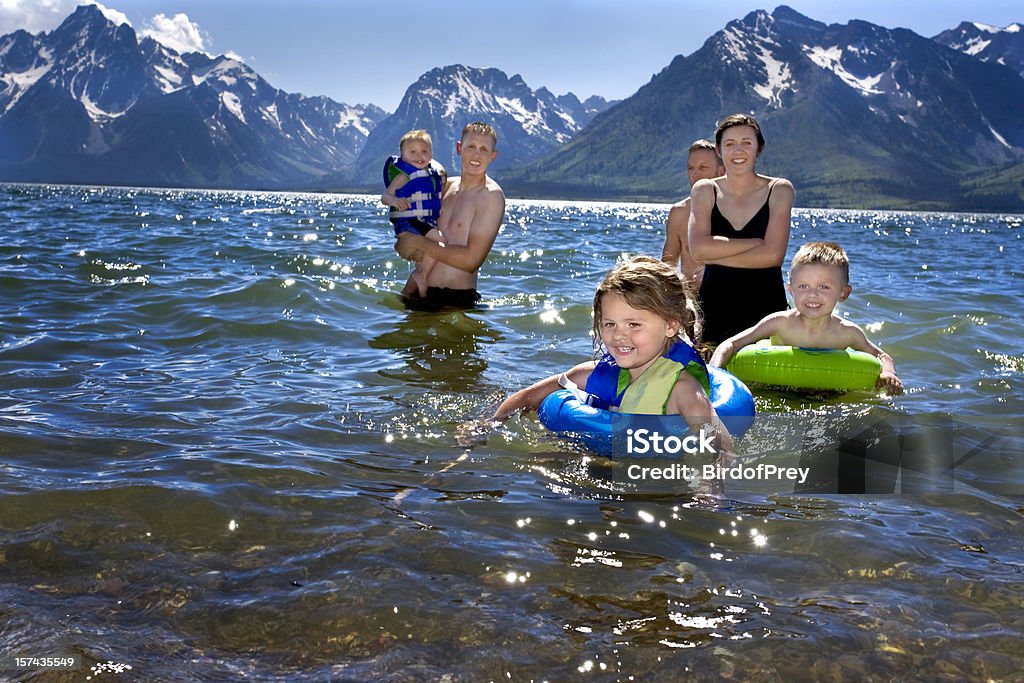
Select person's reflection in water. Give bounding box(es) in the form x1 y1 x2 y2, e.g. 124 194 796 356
795 411 958 494
369 308 503 392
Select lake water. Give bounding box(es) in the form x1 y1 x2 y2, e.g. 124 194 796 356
0 183 1021 681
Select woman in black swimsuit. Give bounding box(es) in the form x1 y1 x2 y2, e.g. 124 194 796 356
688 114 794 345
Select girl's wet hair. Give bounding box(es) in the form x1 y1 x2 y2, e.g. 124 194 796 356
592 255 702 354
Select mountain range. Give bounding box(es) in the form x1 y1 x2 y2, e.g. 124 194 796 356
508 6 1024 211
315 65 613 192
346 65 612 188
0 4 384 188
0 4 1022 211
934 21 1024 76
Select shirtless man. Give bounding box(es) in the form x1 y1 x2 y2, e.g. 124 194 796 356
661 139 724 288
396 122 506 310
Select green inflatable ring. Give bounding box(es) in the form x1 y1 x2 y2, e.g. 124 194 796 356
726 343 881 391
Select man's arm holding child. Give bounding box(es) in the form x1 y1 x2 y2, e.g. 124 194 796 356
396 185 504 272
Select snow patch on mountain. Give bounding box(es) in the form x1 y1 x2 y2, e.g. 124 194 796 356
989 124 1011 148
441 69 494 117
496 95 551 138
6 59 51 90
336 108 370 135
972 22 1021 34
80 92 127 122
962 37 993 55
804 45 884 95
1 53 53 113
262 102 281 129
220 91 244 122
151 64 182 92
752 44 792 107
719 26 750 65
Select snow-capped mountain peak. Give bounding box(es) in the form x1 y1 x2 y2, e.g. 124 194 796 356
971 22 1021 34
514 5 1024 211
0 3 386 188
934 20 1024 76
353 64 613 181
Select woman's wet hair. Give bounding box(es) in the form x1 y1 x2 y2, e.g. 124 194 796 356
715 114 765 153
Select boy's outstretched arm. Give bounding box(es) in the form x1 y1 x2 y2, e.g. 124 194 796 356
848 328 904 395
709 314 782 368
874 352 903 395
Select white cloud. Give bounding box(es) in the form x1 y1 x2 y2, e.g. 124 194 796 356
140 12 210 55
0 1 128 34
92 2 129 27
0 0 77 34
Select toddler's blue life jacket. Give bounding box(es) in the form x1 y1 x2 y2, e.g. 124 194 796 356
383 156 447 227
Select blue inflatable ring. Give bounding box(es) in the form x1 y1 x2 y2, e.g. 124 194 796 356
537 366 755 456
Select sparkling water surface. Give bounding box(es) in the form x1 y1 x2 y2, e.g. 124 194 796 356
0 184 1021 681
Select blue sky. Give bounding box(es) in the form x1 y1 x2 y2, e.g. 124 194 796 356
2 1 1021 111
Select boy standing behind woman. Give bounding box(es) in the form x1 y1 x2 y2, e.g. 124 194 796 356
662 139 725 288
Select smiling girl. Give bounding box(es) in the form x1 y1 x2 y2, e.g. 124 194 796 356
492 256 724 428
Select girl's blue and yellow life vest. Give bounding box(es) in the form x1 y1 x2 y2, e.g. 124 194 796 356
383 156 446 227
584 339 711 415
538 338 755 454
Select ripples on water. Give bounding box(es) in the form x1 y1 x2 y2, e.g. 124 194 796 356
0 184 1021 681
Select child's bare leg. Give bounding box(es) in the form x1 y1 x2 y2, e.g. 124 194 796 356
401 274 419 298
396 233 420 297
410 228 441 298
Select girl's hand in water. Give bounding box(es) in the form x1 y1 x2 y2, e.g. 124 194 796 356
456 417 501 448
